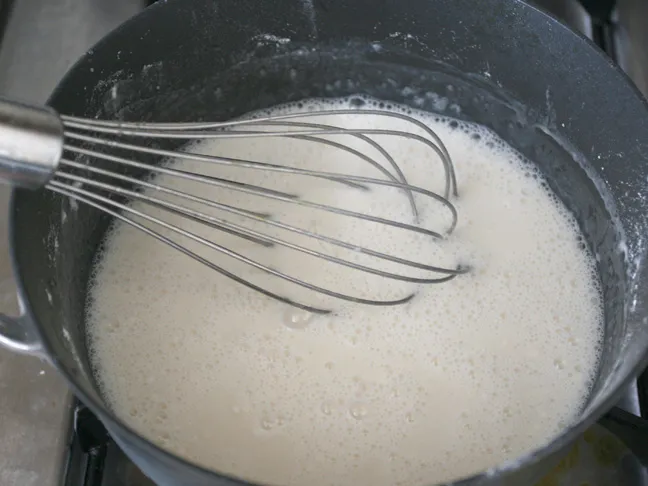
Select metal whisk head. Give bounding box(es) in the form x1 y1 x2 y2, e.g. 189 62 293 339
2 99 467 314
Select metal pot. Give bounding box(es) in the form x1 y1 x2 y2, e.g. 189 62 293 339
1 0 647 484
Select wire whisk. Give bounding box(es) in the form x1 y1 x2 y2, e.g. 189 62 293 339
0 98 467 313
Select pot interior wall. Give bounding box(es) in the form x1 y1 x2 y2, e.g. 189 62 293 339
9 0 648 481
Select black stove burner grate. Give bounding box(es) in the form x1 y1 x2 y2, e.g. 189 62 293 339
63 405 155 486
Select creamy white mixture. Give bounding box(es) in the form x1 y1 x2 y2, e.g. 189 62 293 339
87 97 602 486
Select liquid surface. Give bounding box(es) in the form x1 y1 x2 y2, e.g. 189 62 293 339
87 97 602 486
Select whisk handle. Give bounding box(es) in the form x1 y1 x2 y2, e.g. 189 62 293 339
0 98 63 190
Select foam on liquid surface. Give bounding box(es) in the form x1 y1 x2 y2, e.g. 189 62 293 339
87 97 602 486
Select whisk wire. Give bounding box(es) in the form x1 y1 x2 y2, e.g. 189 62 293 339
61 142 458 236
54 161 462 277
62 108 457 195
52 109 465 312
47 180 422 313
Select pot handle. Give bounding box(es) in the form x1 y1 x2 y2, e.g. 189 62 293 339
0 312 42 355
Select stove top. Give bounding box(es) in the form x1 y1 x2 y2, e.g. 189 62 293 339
0 1 645 486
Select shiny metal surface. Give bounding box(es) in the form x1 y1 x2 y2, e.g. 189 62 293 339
0 99 63 190
0 0 141 485
0 101 465 313
51 110 463 314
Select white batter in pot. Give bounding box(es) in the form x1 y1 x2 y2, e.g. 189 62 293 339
87 97 602 486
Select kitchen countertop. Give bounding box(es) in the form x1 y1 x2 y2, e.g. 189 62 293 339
0 1 645 486
0 1 142 485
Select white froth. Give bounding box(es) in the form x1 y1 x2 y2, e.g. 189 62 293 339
86 96 602 486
